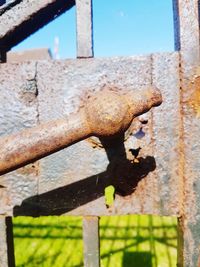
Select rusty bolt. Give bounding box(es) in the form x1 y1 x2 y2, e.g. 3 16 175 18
85 87 162 137
0 86 162 175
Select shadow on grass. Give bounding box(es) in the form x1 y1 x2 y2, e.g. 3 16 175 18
12 136 175 266
16 252 61 267
14 215 177 267
13 224 177 248
123 252 153 267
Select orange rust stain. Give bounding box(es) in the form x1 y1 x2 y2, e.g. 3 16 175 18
17 162 40 176
84 216 99 222
198 252 200 267
188 76 200 117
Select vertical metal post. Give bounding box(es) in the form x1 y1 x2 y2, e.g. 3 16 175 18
76 0 93 58
83 216 100 267
173 0 200 266
0 217 15 267
0 217 9 267
75 1 99 266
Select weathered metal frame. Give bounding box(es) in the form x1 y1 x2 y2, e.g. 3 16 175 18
173 0 200 266
76 2 99 266
0 0 75 51
0 0 200 266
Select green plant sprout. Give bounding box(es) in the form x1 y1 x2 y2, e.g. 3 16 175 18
104 185 115 207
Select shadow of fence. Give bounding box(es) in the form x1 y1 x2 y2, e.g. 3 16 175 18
13 215 177 267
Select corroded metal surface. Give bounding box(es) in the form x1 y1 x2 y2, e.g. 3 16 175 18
0 112 91 175
83 216 100 267
0 86 161 175
0 62 38 216
0 217 15 267
0 54 181 217
152 52 181 215
173 0 200 266
85 86 161 137
1 1 200 266
76 0 93 58
0 217 9 266
0 0 75 50
76 2 96 266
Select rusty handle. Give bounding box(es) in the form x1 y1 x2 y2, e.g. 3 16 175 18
0 86 162 175
0 111 91 175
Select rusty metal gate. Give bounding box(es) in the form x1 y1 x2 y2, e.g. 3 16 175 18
0 0 200 266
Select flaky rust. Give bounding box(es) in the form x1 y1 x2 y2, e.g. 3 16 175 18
187 72 200 117
178 64 199 265
0 86 162 175
182 67 200 222
177 53 186 219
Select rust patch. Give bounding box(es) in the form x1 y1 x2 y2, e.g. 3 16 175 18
0 86 162 175
198 253 200 267
16 162 40 176
187 71 200 117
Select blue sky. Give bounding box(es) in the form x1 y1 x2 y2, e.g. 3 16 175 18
13 0 174 58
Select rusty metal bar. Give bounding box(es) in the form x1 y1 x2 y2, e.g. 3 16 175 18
0 217 15 267
0 0 75 50
0 87 161 174
0 111 91 175
83 216 100 267
173 0 200 266
76 0 93 58
0 83 161 265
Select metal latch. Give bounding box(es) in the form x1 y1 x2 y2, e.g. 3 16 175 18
0 86 162 175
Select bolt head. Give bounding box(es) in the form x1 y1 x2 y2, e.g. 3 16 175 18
85 90 132 137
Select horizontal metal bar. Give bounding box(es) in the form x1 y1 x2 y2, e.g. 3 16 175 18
0 113 91 175
0 84 161 175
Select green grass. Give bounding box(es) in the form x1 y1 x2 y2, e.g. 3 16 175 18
13 215 177 267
